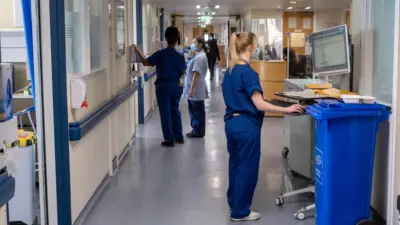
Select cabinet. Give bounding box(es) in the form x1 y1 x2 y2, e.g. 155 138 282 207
249 60 287 117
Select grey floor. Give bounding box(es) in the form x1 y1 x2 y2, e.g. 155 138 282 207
82 71 315 225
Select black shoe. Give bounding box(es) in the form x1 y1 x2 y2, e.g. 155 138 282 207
161 141 175 147
175 138 185 144
186 132 204 138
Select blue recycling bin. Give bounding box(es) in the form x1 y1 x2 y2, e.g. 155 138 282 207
306 101 390 225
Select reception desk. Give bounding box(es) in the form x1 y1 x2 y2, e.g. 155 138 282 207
249 60 287 117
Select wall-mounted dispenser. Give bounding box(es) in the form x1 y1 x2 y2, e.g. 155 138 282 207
70 79 88 109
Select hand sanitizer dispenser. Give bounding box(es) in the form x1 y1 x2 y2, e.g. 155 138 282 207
0 64 13 122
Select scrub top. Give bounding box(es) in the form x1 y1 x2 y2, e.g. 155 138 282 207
183 50 209 101
147 47 187 85
222 63 265 127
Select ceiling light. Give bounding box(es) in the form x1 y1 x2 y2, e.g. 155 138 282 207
305 6 311 9
196 5 201 9
287 6 293 9
212 12 216 15
117 6 124 9
205 6 209 9
197 12 200 15
215 5 220 9
290 1 296 3
198 17 201 19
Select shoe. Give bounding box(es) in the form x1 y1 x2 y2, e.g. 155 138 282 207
175 138 185 144
161 141 175 147
231 211 261 222
186 132 204 138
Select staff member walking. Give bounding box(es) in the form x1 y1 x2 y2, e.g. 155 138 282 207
134 26 187 147
222 32 303 221
183 36 209 138
206 33 220 80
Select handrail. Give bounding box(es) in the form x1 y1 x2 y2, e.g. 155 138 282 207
69 82 139 141
144 67 156 82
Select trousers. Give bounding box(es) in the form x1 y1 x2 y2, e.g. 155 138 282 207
225 115 261 219
188 100 206 137
156 83 183 142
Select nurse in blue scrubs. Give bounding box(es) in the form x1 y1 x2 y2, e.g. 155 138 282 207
183 36 209 138
222 32 303 221
134 26 187 147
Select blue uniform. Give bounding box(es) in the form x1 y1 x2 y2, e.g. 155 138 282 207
221 62 264 219
147 48 187 142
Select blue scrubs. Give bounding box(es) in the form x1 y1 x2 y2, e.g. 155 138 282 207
221 62 264 219
147 47 187 142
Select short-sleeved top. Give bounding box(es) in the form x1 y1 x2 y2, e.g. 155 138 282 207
147 47 187 86
222 63 265 127
183 50 209 101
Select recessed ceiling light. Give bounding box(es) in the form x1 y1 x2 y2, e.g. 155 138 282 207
196 5 201 9
215 5 220 9
290 1 296 3
212 12 216 15
205 6 209 9
197 12 200 15
117 6 124 9
287 6 293 9
305 6 311 9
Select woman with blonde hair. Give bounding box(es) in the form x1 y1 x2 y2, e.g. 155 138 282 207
222 32 303 221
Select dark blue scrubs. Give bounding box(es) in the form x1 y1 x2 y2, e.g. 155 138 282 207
221 63 264 219
147 48 187 142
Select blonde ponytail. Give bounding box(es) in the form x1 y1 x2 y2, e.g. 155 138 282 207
229 33 239 70
228 32 257 71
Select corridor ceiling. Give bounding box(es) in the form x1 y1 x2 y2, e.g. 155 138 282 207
146 0 352 16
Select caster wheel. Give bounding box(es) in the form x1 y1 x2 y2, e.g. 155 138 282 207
275 196 284 206
295 211 306 220
282 147 289 159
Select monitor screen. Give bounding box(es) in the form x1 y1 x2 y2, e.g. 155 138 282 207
310 25 350 75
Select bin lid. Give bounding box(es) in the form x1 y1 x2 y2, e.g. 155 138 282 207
5 130 36 147
307 100 390 121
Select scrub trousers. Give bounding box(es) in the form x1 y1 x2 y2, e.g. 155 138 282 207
225 115 261 219
188 100 206 137
208 57 216 79
155 83 183 142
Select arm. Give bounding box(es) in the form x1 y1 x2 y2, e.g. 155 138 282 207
133 45 151 66
189 72 200 97
215 42 221 61
251 91 303 113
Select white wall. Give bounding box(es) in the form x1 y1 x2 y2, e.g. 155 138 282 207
68 0 137 222
313 10 346 32
0 0 23 29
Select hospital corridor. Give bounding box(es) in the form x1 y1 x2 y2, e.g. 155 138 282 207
1 0 400 225
81 73 314 225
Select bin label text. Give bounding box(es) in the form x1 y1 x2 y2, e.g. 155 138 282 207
315 147 323 185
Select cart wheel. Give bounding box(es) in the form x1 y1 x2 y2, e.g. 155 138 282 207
282 147 289 159
295 211 306 220
356 220 377 225
275 196 284 206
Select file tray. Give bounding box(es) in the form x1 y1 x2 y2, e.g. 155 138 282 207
0 170 15 207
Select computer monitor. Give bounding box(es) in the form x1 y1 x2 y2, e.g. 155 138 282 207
310 25 351 76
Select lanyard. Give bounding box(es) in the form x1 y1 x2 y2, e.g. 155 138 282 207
239 58 249 65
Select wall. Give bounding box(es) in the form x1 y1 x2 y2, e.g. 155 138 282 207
0 0 22 29
313 9 346 32
283 11 313 55
68 0 137 222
